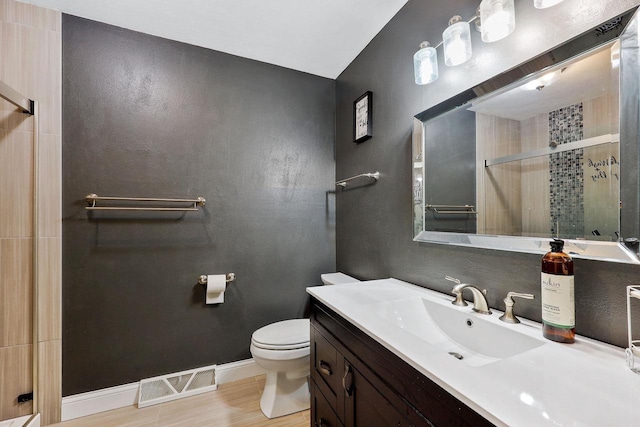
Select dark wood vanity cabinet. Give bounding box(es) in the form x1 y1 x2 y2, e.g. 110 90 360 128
311 330 409 427
310 299 495 427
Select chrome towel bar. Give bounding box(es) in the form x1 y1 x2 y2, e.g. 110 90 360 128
85 193 206 212
426 204 477 214
335 171 380 188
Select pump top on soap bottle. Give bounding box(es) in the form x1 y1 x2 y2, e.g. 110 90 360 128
541 238 575 343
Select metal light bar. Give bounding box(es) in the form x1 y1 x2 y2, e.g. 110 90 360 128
485 133 619 167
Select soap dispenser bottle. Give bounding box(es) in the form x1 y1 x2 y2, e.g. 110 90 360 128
541 238 575 343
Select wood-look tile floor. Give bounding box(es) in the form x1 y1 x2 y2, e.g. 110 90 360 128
49 376 310 427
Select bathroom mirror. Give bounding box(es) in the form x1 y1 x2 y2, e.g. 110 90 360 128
413 7 640 264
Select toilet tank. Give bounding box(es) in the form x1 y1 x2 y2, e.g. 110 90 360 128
320 273 360 286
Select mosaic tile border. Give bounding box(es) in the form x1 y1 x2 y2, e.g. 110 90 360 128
549 103 584 238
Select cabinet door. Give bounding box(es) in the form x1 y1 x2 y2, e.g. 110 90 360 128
312 326 347 422
311 379 343 427
344 361 412 427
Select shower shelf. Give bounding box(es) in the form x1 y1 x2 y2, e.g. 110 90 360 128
85 193 206 212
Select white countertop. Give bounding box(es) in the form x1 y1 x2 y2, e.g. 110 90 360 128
307 278 640 427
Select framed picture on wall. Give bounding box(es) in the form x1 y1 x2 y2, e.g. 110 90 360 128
353 91 373 143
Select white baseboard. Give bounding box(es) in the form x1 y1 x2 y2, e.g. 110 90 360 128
61 382 139 421
214 359 266 384
61 358 266 422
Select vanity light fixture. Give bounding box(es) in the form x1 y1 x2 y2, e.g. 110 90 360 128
415 0 567 85
479 0 515 42
534 0 564 9
414 41 439 84
443 15 473 66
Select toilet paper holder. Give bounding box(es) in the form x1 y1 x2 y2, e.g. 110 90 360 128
198 273 236 286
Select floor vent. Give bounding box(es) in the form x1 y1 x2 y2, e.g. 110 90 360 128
137 364 217 408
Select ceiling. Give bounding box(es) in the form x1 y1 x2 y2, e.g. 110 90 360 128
18 0 408 79
470 43 618 121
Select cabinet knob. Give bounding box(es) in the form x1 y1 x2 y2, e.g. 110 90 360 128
342 365 353 397
315 418 326 427
318 360 332 376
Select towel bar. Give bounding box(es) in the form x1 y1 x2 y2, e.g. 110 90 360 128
85 193 206 212
426 204 477 215
335 171 380 188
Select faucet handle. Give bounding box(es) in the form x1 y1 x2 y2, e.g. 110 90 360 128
445 275 461 284
499 292 535 324
506 292 534 301
445 276 468 306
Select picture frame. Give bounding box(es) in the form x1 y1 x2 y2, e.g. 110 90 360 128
353 91 373 143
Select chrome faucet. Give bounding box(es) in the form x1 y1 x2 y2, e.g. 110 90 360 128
445 276 492 315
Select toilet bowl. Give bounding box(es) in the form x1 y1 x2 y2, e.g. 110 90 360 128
250 319 310 418
250 272 360 419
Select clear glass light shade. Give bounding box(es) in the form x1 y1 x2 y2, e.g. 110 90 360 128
534 0 564 8
443 17 472 66
480 0 515 42
414 42 438 84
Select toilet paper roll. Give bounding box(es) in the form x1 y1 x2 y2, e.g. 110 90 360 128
205 274 226 304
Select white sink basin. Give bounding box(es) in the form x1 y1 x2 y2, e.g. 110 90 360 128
373 297 544 366
308 278 640 426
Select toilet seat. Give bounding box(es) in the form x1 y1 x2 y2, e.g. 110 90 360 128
251 319 310 350
250 343 310 361
251 340 310 351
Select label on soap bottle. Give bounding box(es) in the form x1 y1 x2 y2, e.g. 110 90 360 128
541 273 575 328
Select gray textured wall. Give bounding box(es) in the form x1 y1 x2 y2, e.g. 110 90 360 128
336 0 640 348
62 15 335 396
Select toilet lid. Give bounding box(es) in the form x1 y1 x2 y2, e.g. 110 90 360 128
252 319 310 350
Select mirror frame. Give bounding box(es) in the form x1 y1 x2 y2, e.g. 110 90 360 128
413 6 640 264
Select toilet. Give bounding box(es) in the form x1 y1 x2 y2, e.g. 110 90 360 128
250 273 360 418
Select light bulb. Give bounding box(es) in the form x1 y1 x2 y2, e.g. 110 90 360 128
480 0 515 42
447 35 468 65
521 70 559 90
414 41 438 84
443 16 472 66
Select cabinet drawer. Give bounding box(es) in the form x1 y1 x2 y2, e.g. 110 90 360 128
312 380 342 427
313 328 341 397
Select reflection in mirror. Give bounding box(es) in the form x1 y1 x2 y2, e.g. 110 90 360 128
413 7 640 263
475 42 619 241
425 108 476 234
